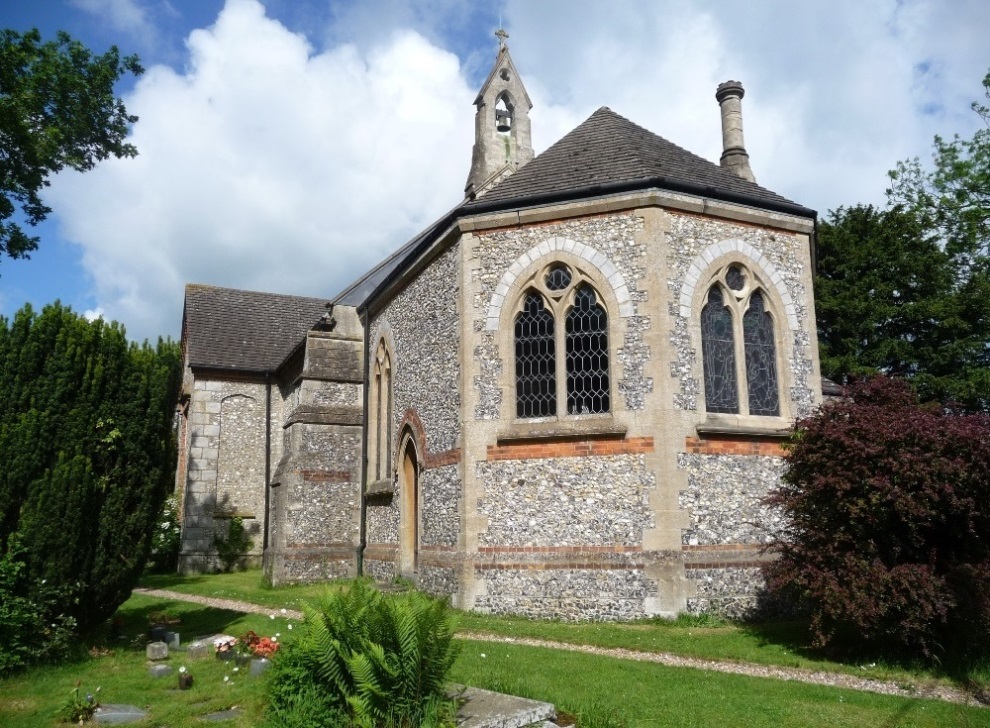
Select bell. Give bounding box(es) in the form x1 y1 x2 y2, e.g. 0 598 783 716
495 109 511 133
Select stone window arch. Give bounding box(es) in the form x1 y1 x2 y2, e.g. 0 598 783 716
513 261 611 418
369 339 394 481
700 262 781 417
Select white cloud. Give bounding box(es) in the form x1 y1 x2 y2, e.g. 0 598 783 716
505 0 989 213
70 0 158 47
48 0 474 341
45 0 989 341
83 307 105 322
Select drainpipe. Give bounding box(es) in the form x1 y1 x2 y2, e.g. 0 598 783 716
357 309 370 576
263 372 272 553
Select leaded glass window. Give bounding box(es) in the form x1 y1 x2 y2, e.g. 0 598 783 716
515 292 556 418
743 291 780 416
699 263 782 417
512 261 613 420
545 264 572 291
566 285 610 414
725 265 745 291
701 286 739 414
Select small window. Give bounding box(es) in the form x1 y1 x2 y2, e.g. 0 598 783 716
513 263 611 419
370 340 393 480
700 264 780 417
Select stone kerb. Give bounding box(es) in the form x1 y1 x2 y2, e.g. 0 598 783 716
485 236 634 330
678 239 799 331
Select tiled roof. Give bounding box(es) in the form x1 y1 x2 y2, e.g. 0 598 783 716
182 284 328 372
467 107 806 211
334 106 813 310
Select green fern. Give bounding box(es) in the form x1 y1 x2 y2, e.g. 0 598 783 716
268 580 459 727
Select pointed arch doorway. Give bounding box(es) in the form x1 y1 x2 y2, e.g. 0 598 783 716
398 432 420 576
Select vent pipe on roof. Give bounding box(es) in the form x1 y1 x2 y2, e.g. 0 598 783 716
715 80 756 183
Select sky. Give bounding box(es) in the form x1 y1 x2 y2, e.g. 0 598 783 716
1 0 987 342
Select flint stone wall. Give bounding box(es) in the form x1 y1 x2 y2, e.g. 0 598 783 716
369 244 461 453
665 214 815 416
476 454 655 547
471 214 650 420
677 453 785 546
474 566 655 620
685 566 766 619
417 565 459 598
181 378 271 569
421 465 461 547
366 492 400 545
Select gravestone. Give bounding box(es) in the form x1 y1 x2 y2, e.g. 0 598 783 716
146 641 168 660
165 631 180 649
149 626 167 642
249 658 270 676
186 641 209 660
93 704 148 724
148 664 173 678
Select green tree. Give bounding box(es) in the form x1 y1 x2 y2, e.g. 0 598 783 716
0 29 142 261
817 69 990 410
887 69 989 263
0 302 181 640
816 205 990 408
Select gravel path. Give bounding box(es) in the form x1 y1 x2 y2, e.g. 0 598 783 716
134 587 986 708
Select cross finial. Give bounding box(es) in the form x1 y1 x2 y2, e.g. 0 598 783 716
495 28 509 49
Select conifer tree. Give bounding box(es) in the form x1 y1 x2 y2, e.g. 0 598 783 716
0 302 181 632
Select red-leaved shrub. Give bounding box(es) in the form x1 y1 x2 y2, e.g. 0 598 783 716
766 376 990 659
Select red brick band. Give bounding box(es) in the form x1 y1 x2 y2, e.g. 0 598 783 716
487 436 654 461
684 436 786 457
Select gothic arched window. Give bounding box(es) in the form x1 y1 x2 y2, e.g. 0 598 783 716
514 263 611 419
370 339 393 480
700 264 780 416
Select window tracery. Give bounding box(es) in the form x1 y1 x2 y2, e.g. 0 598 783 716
513 262 611 419
700 263 780 417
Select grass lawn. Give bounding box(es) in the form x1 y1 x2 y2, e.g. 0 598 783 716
452 640 990 728
0 594 294 728
140 568 989 693
137 568 337 610
2 590 988 727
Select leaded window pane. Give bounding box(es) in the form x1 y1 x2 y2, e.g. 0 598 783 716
744 291 780 416
701 286 739 414
545 264 572 291
565 285 610 414
515 292 556 418
725 265 745 291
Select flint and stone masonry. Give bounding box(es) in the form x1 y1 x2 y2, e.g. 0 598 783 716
177 45 823 619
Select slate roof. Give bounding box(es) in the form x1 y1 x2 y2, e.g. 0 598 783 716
335 106 814 311
182 284 328 372
466 106 808 212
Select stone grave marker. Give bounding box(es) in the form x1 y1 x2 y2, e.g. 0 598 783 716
146 641 168 660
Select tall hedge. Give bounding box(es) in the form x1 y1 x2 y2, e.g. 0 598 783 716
0 302 181 632
766 377 990 659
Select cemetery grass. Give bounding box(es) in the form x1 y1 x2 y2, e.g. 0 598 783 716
139 568 989 693
0 594 287 728
1 593 988 727
138 567 337 610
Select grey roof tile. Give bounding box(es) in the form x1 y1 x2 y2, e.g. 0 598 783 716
468 106 805 210
182 284 327 372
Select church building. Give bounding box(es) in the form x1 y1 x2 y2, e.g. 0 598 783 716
176 35 823 619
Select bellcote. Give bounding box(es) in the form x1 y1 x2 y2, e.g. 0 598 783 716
464 30 534 199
